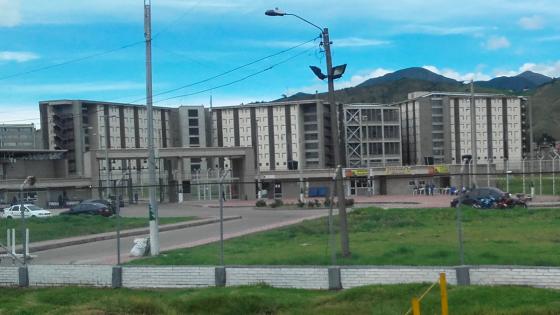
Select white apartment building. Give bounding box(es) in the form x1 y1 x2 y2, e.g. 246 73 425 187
39 100 177 175
210 100 335 172
396 92 529 166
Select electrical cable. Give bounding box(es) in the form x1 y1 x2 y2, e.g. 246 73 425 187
0 41 145 82
151 45 316 104
127 36 320 104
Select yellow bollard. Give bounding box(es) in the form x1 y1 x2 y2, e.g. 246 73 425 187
412 297 421 315
440 273 449 315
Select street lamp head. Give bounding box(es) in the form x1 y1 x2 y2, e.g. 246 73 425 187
265 8 286 16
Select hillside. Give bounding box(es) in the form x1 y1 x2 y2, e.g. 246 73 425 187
357 67 457 87
477 71 552 92
279 78 510 104
530 79 560 140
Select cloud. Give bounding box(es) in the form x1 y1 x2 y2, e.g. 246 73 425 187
519 15 544 30
422 65 491 81
335 38 390 47
484 36 511 50
397 24 486 35
0 51 39 63
5 81 145 94
0 0 21 27
247 37 388 49
536 35 560 42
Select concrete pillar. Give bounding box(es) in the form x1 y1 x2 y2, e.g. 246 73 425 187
177 158 184 203
18 267 29 287
215 267 226 287
328 267 342 290
455 266 470 285
112 266 122 288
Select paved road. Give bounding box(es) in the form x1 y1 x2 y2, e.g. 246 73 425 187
30 202 329 265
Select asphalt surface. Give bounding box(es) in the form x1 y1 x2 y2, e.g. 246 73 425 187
28 202 329 265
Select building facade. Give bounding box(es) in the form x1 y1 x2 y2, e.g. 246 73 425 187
210 99 335 172
177 105 211 174
397 92 528 166
0 124 39 149
343 104 402 168
39 100 178 176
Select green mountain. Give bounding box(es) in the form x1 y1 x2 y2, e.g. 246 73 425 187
529 79 560 141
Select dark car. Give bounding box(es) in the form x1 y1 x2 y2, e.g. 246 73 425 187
60 202 113 217
81 199 115 214
450 187 507 207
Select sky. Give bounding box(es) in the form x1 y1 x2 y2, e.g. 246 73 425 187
1 0 560 125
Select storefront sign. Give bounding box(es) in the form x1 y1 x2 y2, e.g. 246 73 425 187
344 169 369 177
428 165 449 175
384 166 412 175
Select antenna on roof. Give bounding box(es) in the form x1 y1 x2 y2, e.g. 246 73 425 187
210 94 213 109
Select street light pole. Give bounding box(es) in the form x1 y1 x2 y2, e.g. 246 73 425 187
265 8 350 257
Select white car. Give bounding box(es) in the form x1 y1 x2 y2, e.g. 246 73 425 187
2 204 52 219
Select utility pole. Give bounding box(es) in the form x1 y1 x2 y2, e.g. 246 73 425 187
323 29 350 257
144 0 159 255
470 80 477 188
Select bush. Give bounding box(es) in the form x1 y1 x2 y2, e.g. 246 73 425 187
306 200 316 208
314 199 321 207
297 200 305 208
270 199 283 208
345 198 355 207
255 200 267 207
323 198 332 207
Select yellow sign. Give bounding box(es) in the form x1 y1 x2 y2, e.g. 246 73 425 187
428 165 449 174
344 169 369 177
384 166 412 175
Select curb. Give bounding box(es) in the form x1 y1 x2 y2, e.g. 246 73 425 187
2 216 242 254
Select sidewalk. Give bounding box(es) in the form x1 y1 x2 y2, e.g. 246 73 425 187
0 216 242 254
187 194 456 209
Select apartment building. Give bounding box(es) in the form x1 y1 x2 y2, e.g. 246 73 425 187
0 124 39 149
396 92 529 166
343 104 402 167
210 99 335 171
177 105 211 174
39 100 178 175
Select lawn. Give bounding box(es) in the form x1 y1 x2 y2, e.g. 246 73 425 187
131 206 560 266
495 174 558 195
1 284 560 314
0 215 195 245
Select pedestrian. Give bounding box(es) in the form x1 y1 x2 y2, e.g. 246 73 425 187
134 192 139 204
11 196 17 206
58 194 63 207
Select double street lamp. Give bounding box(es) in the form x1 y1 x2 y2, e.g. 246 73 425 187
265 8 350 257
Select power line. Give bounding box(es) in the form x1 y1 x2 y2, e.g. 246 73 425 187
128 36 320 104
152 46 316 104
0 40 145 82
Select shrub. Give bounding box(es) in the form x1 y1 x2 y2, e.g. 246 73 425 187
297 200 305 208
345 198 355 207
270 199 283 208
306 200 316 208
255 200 267 207
323 198 332 207
314 199 321 207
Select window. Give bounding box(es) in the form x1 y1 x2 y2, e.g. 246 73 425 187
188 118 199 126
384 126 399 138
368 143 383 155
304 134 318 140
384 142 400 155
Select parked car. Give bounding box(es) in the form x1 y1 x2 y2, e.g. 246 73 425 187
450 187 507 207
2 204 52 219
60 202 113 217
81 199 115 214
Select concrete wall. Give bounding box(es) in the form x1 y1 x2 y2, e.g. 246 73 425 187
226 267 329 289
2 265 560 290
341 267 457 289
470 266 560 289
0 267 19 286
122 266 215 288
28 265 112 287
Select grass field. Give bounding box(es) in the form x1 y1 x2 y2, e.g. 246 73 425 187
131 206 560 266
0 215 195 245
495 174 558 195
1 284 560 314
